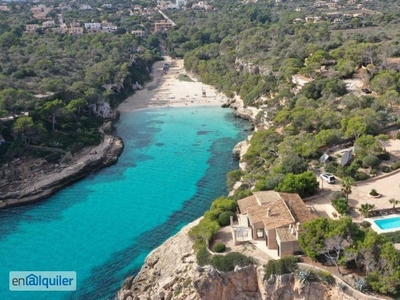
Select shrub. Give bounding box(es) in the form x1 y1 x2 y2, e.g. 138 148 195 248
211 252 253 272
264 174 285 190
213 242 226 253
382 165 391 173
227 170 243 189
382 230 400 243
325 162 338 174
362 155 381 168
231 187 252 201
218 211 235 226
391 161 400 170
360 220 371 228
211 197 237 212
316 270 335 285
264 255 299 279
295 268 315 284
196 246 211 266
370 189 379 196
355 171 369 181
189 218 220 243
204 209 222 221
370 168 378 176
397 132 400 140
377 153 390 161
354 278 368 292
328 191 345 202
332 197 349 215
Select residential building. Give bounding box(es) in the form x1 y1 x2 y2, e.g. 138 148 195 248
85 23 101 30
69 26 83 36
314 1 327 7
154 20 173 32
101 21 118 32
42 20 55 28
80 4 92 10
0 5 9 12
25 24 40 33
233 191 316 258
131 30 146 37
52 24 69 34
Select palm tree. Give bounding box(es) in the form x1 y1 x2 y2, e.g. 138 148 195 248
389 198 400 212
341 177 356 203
359 203 376 218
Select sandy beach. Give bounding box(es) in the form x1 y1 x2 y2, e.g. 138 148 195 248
118 57 227 112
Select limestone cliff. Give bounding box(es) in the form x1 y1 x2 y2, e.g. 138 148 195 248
117 218 377 300
0 135 123 208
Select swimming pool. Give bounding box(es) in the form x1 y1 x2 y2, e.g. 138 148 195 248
375 216 400 230
368 215 400 233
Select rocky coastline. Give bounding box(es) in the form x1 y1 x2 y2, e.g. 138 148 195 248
116 216 377 300
0 134 123 209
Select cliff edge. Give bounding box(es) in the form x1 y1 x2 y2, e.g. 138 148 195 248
117 218 368 300
0 135 123 208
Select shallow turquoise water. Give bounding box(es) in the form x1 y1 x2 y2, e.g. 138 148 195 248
0 106 248 300
374 216 400 230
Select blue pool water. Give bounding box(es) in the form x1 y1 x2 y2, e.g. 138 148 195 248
0 106 248 300
374 216 400 230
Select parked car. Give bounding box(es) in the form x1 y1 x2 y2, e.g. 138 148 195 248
320 173 336 184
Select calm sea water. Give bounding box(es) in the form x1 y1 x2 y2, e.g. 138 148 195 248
0 106 248 300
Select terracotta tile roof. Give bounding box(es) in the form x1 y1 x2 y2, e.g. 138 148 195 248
237 195 258 214
237 191 317 230
253 191 282 205
247 199 294 230
279 192 316 224
276 227 297 242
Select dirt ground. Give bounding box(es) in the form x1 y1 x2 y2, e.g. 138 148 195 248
312 139 400 221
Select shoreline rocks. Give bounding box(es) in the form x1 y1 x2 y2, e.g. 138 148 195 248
0 135 123 209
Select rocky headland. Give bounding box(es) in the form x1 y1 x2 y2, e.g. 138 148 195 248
0 135 123 208
117 217 380 300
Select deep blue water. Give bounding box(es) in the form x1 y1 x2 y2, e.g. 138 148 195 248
0 106 248 300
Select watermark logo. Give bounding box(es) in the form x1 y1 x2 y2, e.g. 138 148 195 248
9 271 76 291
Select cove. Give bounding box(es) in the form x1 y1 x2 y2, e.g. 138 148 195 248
0 106 248 300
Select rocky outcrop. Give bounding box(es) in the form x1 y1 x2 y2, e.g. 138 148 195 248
0 135 123 208
235 58 272 76
232 141 247 159
193 265 261 300
117 218 263 300
117 219 201 300
117 217 380 300
220 93 260 123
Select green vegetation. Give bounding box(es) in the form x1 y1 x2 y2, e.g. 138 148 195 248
382 231 400 243
341 177 356 203
275 171 319 198
358 203 375 217
369 189 379 196
218 211 234 226
299 218 400 294
210 252 253 272
332 198 349 215
362 155 381 169
391 161 400 170
212 242 226 253
264 255 299 280
354 171 369 181
0 2 161 163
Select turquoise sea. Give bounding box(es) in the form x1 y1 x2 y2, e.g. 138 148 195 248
0 106 248 300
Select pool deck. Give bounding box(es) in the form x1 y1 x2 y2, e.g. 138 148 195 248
365 213 400 234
